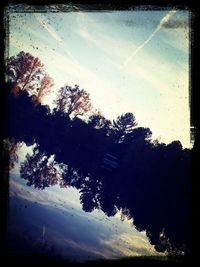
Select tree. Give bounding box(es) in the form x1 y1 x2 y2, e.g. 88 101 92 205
36 74 54 103
6 73 192 254
112 112 137 143
79 176 101 212
88 111 112 135
54 84 92 118
3 139 22 170
6 51 54 103
20 148 60 189
124 127 152 144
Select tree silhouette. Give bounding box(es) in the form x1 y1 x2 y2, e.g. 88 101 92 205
54 84 92 118
6 51 54 103
79 176 101 212
3 139 22 170
20 147 60 189
5 53 193 256
6 83 193 255
123 127 152 145
112 112 137 143
88 112 112 136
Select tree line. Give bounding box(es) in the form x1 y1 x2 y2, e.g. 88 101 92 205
4 51 193 256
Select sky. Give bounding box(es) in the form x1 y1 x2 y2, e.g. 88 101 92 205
6 6 191 148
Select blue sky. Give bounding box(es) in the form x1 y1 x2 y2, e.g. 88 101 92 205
7 8 191 147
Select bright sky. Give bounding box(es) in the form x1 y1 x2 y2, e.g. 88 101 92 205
7 8 191 148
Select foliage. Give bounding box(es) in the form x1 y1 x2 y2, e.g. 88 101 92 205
54 84 92 118
20 148 60 189
112 112 137 143
6 51 54 103
5 52 193 256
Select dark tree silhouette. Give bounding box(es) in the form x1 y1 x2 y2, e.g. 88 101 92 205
88 112 112 136
5 53 193 256
54 84 92 118
20 147 60 189
79 176 101 212
112 112 137 143
125 127 152 142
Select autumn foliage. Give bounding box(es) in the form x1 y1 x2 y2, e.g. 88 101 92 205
6 51 54 104
6 52 94 115
54 84 93 118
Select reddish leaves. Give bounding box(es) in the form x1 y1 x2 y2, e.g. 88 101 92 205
37 74 54 103
54 84 93 117
6 51 54 104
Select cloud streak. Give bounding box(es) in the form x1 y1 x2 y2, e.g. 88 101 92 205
121 10 177 69
34 13 62 42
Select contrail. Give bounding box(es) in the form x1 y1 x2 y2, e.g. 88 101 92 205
34 13 78 65
121 9 177 69
34 13 62 42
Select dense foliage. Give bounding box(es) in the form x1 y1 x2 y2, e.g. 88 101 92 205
5 51 193 256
